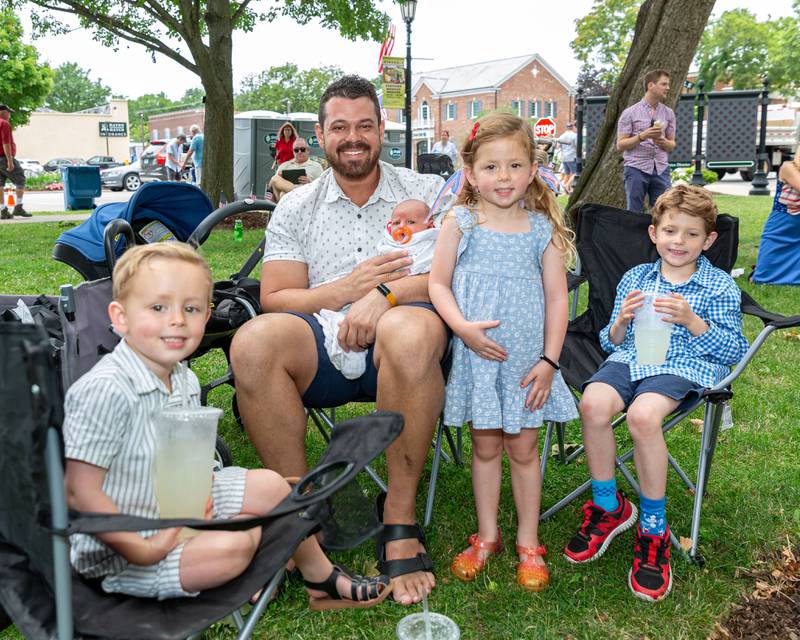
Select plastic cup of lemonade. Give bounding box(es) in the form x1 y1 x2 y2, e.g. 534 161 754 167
396 612 460 640
154 406 221 537
633 292 672 366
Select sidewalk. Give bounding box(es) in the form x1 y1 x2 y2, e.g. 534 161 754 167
703 173 776 197
1 213 91 224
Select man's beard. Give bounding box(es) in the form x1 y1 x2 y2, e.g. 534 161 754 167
325 142 380 180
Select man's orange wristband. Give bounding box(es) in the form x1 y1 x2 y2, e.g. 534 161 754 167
376 283 398 307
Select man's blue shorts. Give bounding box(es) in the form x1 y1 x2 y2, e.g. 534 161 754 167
582 361 704 412
561 160 577 175
288 302 444 409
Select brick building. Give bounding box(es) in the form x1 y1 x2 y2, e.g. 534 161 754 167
389 54 574 164
147 107 206 142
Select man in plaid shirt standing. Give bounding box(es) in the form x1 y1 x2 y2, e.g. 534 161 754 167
616 69 676 213
563 186 748 602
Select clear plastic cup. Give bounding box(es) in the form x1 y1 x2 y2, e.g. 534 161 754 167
633 292 672 366
153 406 221 523
396 612 460 640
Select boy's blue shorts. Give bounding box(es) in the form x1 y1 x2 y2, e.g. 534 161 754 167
582 361 704 411
288 302 443 409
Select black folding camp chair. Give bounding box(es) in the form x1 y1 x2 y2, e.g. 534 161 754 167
0 319 403 639
539 203 800 564
307 347 461 528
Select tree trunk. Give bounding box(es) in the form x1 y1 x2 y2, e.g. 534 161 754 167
197 0 235 208
567 0 716 218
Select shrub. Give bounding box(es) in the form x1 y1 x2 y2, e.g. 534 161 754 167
670 166 719 184
26 172 62 191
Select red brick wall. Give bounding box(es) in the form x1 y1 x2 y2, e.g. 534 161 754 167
497 59 572 136
410 57 574 156
148 109 206 142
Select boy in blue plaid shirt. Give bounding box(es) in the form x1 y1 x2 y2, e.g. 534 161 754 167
563 185 748 602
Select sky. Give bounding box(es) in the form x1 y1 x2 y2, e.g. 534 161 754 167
20 0 799 103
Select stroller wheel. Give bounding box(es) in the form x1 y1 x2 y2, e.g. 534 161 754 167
214 436 234 470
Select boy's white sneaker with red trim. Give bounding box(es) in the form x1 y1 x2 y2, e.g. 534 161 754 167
628 525 672 602
563 491 638 564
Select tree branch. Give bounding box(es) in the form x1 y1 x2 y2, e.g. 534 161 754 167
28 0 198 74
142 0 184 37
231 0 253 25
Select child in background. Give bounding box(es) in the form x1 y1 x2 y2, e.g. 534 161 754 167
563 185 747 602
316 199 437 379
429 112 578 592
63 243 391 608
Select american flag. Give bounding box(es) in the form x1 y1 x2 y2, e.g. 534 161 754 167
377 23 396 73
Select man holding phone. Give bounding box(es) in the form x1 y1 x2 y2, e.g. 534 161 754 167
268 137 324 201
616 69 676 213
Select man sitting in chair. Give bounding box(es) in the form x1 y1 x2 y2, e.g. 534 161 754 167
267 137 324 202
231 75 446 606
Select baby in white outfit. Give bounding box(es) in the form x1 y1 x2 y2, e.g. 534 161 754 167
315 200 438 379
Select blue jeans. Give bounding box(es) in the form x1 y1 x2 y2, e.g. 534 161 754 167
623 165 671 213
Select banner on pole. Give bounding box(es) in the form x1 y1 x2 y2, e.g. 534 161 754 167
382 56 406 109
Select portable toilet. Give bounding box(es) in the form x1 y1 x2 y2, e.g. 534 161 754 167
233 111 407 198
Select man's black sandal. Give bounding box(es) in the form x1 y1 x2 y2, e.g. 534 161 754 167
375 492 435 595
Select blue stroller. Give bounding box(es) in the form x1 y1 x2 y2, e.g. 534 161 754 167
51 182 274 405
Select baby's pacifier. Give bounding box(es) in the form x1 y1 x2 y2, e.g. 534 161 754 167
391 225 413 244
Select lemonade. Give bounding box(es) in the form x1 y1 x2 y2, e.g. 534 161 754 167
634 293 672 366
154 438 213 519
153 406 221 530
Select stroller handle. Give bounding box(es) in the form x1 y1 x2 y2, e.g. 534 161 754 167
187 199 276 248
103 219 136 274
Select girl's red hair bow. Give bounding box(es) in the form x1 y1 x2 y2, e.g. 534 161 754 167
469 121 480 141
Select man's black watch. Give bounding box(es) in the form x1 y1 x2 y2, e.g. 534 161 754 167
539 354 560 371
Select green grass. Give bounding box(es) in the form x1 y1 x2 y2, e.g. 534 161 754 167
1 195 799 639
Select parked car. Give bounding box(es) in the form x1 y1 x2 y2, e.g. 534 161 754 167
139 140 192 184
17 159 44 178
86 155 123 170
42 157 84 173
100 160 141 192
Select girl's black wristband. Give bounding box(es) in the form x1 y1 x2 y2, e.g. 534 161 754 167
539 354 560 371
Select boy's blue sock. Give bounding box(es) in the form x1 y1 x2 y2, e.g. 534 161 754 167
639 494 667 536
591 478 618 512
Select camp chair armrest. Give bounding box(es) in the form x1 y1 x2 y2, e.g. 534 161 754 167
741 290 800 329
709 322 781 391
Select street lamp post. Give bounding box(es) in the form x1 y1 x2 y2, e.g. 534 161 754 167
400 0 417 170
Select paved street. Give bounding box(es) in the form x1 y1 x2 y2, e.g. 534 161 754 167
0 189 131 225
22 188 131 212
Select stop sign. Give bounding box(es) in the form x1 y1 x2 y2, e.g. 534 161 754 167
534 117 557 138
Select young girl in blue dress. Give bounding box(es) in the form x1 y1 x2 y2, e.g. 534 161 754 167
429 112 577 592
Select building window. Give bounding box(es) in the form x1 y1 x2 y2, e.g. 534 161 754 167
400 109 406 124
469 99 482 118
151 129 158 140
420 100 429 122
529 100 541 118
177 126 185 135
511 100 523 117
446 102 456 120
544 100 558 118
164 127 171 139
417 140 429 157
